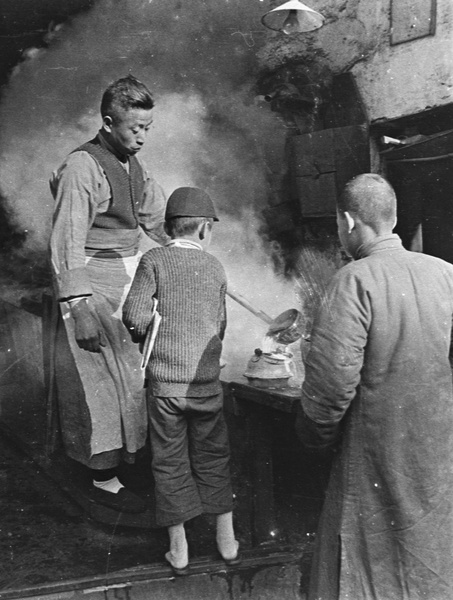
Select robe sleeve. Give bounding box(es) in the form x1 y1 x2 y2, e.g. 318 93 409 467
49 152 110 301
137 162 169 246
297 268 370 449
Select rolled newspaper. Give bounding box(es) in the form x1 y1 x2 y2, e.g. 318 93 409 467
141 298 162 370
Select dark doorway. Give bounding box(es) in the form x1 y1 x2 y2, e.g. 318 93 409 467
383 129 453 263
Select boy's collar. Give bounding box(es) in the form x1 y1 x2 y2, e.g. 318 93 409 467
166 239 203 250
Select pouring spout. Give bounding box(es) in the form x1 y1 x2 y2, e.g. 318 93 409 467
227 289 303 345
267 308 303 345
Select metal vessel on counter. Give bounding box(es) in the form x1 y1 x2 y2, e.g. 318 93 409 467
243 348 296 388
226 289 304 388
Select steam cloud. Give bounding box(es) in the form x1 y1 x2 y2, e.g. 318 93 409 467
0 0 301 380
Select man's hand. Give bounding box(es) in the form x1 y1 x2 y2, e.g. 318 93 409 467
70 298 107 353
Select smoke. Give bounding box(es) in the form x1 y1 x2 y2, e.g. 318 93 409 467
211 211 301 380
0 0 282 241
0 0 302 379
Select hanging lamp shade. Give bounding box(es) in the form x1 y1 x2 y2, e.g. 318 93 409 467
261 0 325 34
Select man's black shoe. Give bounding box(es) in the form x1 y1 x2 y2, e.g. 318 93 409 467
117 464 154 494
89 486 147 513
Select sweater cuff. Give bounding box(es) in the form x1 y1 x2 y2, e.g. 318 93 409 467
55 267 93 301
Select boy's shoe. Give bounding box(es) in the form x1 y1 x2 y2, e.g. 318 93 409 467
221 553 242 566
218 540 242 566
89 486 147 513
165 551 190 576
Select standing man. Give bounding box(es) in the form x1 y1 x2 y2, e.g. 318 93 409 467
50 75 168 513
296 173 453 599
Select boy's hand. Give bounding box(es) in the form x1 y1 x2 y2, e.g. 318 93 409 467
125 325 145 345
70 298 107 352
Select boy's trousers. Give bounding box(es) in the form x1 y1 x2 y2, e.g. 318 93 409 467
147 391 234 527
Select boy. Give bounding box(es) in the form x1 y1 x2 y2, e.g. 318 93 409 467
123 187 239 575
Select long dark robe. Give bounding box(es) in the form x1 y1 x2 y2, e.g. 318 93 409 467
299 235 453 600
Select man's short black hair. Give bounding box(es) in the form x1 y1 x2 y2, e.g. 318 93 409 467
101 75 154 120
338 173 397 231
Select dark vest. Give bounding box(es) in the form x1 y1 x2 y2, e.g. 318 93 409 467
75 136 145 230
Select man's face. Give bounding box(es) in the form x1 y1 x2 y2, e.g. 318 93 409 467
103 107 153 156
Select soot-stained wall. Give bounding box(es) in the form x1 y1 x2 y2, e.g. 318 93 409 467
258 0 453 125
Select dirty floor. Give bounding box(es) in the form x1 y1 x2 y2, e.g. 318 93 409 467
0 417 325 595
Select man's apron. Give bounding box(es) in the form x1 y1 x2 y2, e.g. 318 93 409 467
53 253 147 466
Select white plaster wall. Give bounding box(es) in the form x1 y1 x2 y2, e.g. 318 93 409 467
352 0 453 122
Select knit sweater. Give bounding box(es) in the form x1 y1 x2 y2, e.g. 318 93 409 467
123 245 227 397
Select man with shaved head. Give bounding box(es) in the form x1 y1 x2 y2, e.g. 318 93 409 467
297 173 453 599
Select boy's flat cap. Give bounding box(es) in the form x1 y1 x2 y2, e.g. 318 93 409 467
165 187 219 221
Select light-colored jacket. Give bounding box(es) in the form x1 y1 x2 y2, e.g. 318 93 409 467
298 234 453 600
48 137 167 463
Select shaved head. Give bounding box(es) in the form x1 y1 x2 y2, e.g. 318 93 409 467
338 174 397 233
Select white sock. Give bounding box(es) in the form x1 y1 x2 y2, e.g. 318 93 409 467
166 523 188 568
216 511 238 560
93 476 124 494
